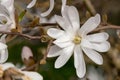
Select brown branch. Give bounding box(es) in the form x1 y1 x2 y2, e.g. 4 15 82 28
40 40 53 64
93 24 120 32
0 31 42 40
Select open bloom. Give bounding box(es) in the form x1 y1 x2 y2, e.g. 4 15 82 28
0 0 16 31
0 62 43 80
0 35 8 63
47 6 110 78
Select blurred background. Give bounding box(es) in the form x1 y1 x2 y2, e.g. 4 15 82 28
6 0 120 80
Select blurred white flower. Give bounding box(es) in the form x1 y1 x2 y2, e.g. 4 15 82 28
0 0 16 31
87 66 105 80
27 0 54 17
27 0 37 8
47 5 110 78
0 35 8 63
0 62 43 80
79 66 105 80
27 0 67 17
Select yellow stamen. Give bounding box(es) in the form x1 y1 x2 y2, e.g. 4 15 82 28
73 36 81 44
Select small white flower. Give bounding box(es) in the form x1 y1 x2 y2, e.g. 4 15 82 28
0 35 8 63
0 0 15 31
47 6 110 78
0 62 43 80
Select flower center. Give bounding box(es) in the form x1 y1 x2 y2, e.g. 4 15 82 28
73 36 81 44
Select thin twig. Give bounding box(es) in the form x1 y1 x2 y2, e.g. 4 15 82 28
93 24 120 32
40 40 53 64
0 31 42 40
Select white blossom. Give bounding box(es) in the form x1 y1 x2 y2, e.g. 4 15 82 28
0 62 43 80
0 35 8 63
47 5 110 78
0 0 16 31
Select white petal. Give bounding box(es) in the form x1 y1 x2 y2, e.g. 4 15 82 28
61 6 73 31
86 32 109 42
53 32 72 43
0 42 7 50
55 15 72 32
47 45 61 57
53 41 74 48
61 0 67 12
1 62 15 70
55 45 74 68
82 47 103 65
0 48 8 63
68 6 80 32
92 41 110 52
0 34 7 43
81 39 93 49
1 0 14 7
79 14 101 36
27 0 37 8
74 45 86 78
22 71 43 80
47 28 64 39
41 0 54 17
1 0 15 22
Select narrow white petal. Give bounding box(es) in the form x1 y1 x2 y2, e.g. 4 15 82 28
92 41 110 52
79 14 101 36
61 6 73 31
86 32 109 42
47 45 62 57
1 0 15 21
0 42 7 50
82 47 103 65
74 45 86 78
22 71 43 80
27 0 37 8
1 62 15 70
47 28 64 39
61 0 67 12
55 15 72 32
55 45 74 68
53 32 72 43
41 0 54 17
81 39 93 49
68 6 80 32
0 34 7 43
53 41 74 48
0 48 8 63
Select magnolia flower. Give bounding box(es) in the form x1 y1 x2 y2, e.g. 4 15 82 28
0 35 8 63
47 6 110 78
0 62 43 80
0 0 16 31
